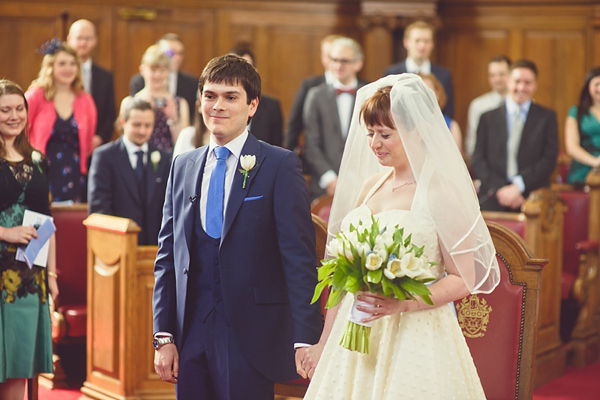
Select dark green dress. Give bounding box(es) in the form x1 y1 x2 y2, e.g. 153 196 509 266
566 105 600 185
0 156 53 382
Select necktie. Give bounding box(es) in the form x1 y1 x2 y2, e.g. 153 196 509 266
135 150 145 182
206 146 230 238
335 88 356 96
507 109 524 179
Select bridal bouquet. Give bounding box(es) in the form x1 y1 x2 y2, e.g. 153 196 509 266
311 216 438 354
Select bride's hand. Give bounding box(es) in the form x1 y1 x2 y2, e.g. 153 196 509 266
356 292 419 323
303 342 325 379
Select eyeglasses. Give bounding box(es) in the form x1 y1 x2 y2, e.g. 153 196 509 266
329 57 358 65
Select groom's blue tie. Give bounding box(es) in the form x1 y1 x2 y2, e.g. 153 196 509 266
206 146 230 238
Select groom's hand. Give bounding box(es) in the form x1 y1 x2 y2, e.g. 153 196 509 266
154 344 179 384
295 347 309 379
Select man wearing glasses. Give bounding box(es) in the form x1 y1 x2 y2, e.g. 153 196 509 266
303 37 367 200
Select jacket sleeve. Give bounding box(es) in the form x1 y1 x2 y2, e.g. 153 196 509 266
302 88 336 180
87 147 113 215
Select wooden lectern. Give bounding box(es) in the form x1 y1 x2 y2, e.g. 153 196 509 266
80 214 175 399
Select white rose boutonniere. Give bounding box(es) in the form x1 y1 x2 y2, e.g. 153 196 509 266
238 155 257 189
31 150 43 173
150 151 161 171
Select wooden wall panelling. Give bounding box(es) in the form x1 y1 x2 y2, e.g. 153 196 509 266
215 7 361 124
113 6 215 114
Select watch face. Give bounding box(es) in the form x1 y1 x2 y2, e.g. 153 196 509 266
152 338 159 349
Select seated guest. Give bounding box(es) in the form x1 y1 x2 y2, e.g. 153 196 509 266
419 73 462 153
472 59 558 211
26 39 97 203
173 94 208 157
385 20 454 117
67 19 116 148
120 45 190 152
565 67 600 186
303 37 367 199
88 98 171 245
130 33 198 124
466 56 511 159
229 45 284 146
285 34 342 151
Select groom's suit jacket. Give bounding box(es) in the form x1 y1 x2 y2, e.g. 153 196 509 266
152 133 323 382
471 102 558 211
88 137 171 245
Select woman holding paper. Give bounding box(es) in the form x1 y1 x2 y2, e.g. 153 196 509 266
0 79 58 400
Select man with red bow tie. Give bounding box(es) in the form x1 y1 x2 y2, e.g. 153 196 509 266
303 37 367 200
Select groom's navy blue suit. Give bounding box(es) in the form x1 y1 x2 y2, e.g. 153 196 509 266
152 133 323 398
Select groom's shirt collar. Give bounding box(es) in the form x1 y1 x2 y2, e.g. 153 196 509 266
207 129 248 163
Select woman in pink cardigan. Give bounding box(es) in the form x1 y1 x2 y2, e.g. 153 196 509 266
26 39 97 202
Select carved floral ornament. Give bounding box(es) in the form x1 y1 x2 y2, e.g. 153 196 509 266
456 294 492 338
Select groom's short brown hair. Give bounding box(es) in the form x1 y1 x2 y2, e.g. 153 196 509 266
198 54 261 104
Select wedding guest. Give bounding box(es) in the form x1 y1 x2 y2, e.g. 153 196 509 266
385 20 454 117
26 39 97 202
120 44 190 152
285 34 343 151
420 73 462 153
565 67 600 186
67 19 116 147
472 59 558 211
0 79 58 400
130 34 198 123
172 94 208 157
301 74 499 399
466 56 511 159
89 98 170 245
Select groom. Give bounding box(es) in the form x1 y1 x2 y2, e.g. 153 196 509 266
152 54 323 399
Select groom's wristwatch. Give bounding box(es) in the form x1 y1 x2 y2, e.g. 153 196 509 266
152 335 174 350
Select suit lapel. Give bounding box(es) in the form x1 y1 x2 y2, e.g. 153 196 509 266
222 135 265 243
116 138 141 204
144 146 159 208
183 148 208 249
495 104 509 172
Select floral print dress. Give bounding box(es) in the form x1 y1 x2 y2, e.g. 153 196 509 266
0 159 53 382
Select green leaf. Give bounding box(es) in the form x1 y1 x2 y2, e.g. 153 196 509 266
404 233 412 248
311 277 332 304
390 283 407 301
366 268 383 284
326 289 346 308
344 274 360 292
349 223 356 232
381 277 392 296
393 227 404 243
399 278 432 296
413 244 425 258
317 260 336 281
419 293 434 306
332 267 347 291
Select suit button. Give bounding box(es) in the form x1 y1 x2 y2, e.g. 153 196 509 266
214 278 220 284
214 297 220 303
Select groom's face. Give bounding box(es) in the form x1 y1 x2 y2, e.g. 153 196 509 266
201 81 258 145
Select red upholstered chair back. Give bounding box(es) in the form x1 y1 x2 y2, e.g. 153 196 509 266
51 205 88 307
456 254 523 400
311 195 333 223
559 190 590 297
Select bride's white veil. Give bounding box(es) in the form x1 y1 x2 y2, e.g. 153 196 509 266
328 74 500 294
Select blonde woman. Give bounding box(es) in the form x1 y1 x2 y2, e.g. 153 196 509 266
120 45 189 151
26 39 97 202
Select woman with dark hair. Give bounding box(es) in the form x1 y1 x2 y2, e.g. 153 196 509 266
26 39 97 202
565 67 600 185
172 96 208 157
0 79 58 400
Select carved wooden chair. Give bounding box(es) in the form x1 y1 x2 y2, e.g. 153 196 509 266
456 222 546 400
482 188 566 386
310 194 333 223
274 214 328 398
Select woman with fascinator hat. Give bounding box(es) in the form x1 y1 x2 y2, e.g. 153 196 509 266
26 39 97 202
301 74 500 399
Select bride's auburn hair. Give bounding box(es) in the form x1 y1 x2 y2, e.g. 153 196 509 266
359 86 395 129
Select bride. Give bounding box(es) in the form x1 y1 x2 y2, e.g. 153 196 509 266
300 74 500 399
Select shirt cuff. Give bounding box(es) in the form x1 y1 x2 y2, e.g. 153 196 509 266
154 331 173 338
318 170 337 189
512 175 525 193
294 343 312 349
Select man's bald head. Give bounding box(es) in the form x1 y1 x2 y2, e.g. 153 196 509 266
67 19 97 62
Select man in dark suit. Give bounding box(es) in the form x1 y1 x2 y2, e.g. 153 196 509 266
67 19 116 147
385 20 454 118
130 33 198 124
303 37 367 200
152 54 322 399
285 34 343 151
230 46 284 146
88 98 171 245
471 59 558 211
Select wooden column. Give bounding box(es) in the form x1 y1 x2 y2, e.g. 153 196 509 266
80 214 174 400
